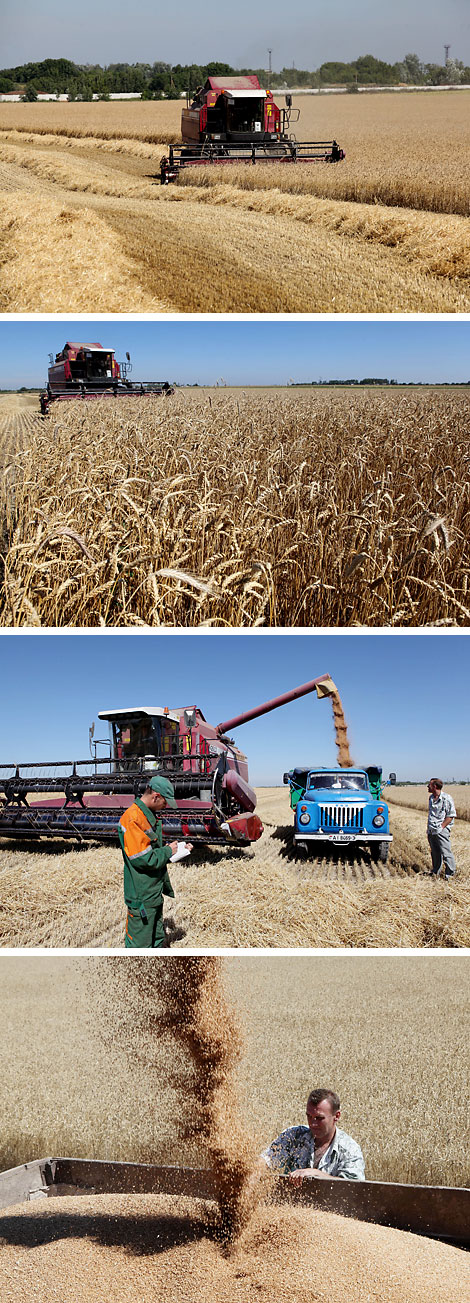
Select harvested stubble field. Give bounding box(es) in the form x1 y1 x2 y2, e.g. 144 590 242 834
1 788 469 949
0 93 470 311
0 392 38 469
1 956 469 1303
1 388 470 628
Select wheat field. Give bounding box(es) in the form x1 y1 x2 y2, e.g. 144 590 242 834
389 784 470 820
1 388 469 627
0 93 469 311
1 789 469 949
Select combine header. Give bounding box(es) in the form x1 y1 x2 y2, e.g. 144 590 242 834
0 674 337 849
160 76 345 182
40 342 174 413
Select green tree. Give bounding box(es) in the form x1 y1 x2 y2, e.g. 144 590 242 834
401 52 425 84
319 61 355 84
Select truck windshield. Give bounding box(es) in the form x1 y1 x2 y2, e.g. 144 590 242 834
306 773 367 792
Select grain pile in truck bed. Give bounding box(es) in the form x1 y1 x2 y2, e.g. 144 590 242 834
1 1194 469 1303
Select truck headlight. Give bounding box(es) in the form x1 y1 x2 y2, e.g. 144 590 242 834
299 812 311 825
372 815 385 828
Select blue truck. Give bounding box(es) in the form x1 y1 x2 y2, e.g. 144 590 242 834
284 765 395 863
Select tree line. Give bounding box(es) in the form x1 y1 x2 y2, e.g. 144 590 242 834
1 53 469 99
293 379 470 387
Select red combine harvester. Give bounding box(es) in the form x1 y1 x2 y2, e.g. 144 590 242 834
0 674 336 847
160 76 345 182
40 342 174 413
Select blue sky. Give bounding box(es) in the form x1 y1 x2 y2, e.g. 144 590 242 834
2 322 470 389
2 0 470 69
0 633 468 782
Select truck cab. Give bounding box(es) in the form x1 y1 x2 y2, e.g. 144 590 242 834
284 766 394 863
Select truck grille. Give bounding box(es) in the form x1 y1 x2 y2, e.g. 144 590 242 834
319 805 364 830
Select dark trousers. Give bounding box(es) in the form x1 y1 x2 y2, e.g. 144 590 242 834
125 902 166 948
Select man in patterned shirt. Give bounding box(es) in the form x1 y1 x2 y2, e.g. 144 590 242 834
263 1088 365 1184
427 778 457 880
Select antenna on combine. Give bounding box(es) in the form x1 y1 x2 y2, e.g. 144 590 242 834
267 48 272 89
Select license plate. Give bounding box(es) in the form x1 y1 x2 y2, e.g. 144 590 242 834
331 833 355 844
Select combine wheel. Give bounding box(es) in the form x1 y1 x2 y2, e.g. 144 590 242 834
371 841 390 865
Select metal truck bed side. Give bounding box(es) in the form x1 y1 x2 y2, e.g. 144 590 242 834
0 1159 468 1245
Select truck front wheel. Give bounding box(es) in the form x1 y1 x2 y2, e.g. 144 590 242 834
371 841 390 865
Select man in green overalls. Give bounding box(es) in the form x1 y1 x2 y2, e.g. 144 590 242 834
119 776 180 948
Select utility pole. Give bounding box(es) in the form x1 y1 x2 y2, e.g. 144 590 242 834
444 44 451 65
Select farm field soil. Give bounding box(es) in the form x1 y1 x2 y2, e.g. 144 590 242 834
1 790 469 949
1 388 470 628
0 94 469 311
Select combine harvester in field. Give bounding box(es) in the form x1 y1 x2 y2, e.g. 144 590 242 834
0 1155 468 1249
284 765 396 864
160 76 345 183
39 342 174 413
0 673 338 849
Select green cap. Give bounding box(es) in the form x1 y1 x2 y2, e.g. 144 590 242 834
148 775 178 808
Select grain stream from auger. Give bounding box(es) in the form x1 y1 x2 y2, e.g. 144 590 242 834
100 957 260 1243
331 690 352 767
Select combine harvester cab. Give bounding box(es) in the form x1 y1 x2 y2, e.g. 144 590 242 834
0 675 338 850
40 342 174 413
160 77 345 183
285 766 395 863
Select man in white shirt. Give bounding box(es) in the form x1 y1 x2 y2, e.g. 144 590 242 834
262 1088 365 1183
427 778 456 880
